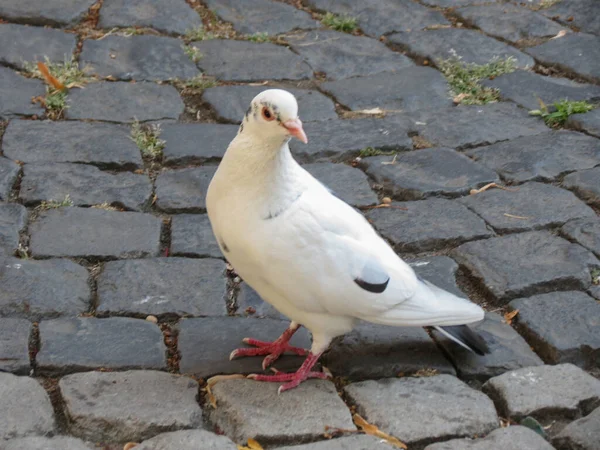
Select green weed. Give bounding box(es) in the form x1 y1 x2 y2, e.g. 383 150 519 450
321 12 358 33
529 99 594 127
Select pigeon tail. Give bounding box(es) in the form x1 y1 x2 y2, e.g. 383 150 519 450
434 325 489 355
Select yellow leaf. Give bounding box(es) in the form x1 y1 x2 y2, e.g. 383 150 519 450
205 374 245 408
123 443 138 450
353 414 407 449
237 438 264 450
504 309 519 325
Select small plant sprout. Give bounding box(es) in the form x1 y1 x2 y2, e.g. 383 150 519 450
358 147 396 158
538 0 561 9
591 268 600 285
185 26 215 41
439 55 517 105
131 121 165 161
17 243 29 260
38 195 74 210
529 99 594 127
321 12 358 33
24 56 90 119
183 45 203 63
247 32 270 42
177 74 218 94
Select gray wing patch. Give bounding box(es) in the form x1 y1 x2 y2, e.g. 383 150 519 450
354 258 390 294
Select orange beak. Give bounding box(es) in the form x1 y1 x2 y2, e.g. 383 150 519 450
282 118 308 144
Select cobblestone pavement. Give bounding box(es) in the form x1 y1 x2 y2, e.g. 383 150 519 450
1 0 600 449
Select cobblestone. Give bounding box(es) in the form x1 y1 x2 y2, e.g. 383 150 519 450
235 282 286 320
59 370 202 442
425 426 555 450
553 406 600 450
0 257 90 320
2 120 143 169
29 208 162 259
360 147 498 200
483 364 600 420
568 108 600 138
0 67 45 119
155 166 216 213
80 35 199 81
0 318 31 374
0 0 95 27
97 257 227 317
170 214 222 258
0 203 27 256
136 429 237 450
345 376 498 446
161 123 237 166
3 436 95 450
562 217 600 258
542 0 600 36
36 317 167 374
207 379 353 445
0 157 20 201
563 167 600 207
509 291 600 369
467 130 600 183
20 163 152 211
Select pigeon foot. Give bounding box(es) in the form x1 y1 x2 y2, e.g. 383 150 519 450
247 351 327 393
229 323 308 370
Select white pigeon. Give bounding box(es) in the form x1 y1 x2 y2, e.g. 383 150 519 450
207 89 488 393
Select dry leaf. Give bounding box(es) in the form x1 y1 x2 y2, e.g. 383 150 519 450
206 374 245 408
237 438 264 450
37 62 66 92
123 443 138 450
503 213 531 220
504 309 519 325
453 92 470 103
357 107 384 115
381 154 398 165
353 414 407 449
470 183 519 195
551 29 568 39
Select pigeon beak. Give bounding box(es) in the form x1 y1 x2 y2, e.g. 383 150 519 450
282 118 308 144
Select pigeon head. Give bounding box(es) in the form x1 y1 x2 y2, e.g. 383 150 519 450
242 89 308 144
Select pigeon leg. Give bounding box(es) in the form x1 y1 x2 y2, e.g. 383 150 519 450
229 322 309 370
248 351 328 393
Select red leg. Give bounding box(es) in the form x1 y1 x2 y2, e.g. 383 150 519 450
247 351 328 393
229 322 309 370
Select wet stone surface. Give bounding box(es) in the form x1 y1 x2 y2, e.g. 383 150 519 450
0 23 77 69
0 257 91 320
98 0 203 36
306 0 449 37
0 318 31 374
303 162 378 207
80 35 199 81
59 370 203 442
388 28 534 68
97 257 228 317
36 317 167 375
286 30 414 80
320 67 452 113
509 291 600 369
155 166 217 213
203 85 337 124
160 123 237 166
0 203 27 256
344 376 498 446
360 147 498 200
451 231 600 303
482 364 600 421
367 198 493 252
29 208 162 259
525 33 600 83
178 317 311 377
323 322 456 380
2 120 143 169
205 0 318 35
482 70 600 111
458 182 596 233
19 163 152 211
207 379 353 446
467 130 600 183
65 81 185 122
0 67 45 119
0 372 56 440
170 214 222 258
192 40 313 82
432 313 544 383
563 167 600 207
0 0 96 27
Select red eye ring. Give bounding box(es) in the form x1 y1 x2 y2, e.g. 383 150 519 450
262 106 274 121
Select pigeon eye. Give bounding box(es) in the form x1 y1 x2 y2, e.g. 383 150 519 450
262 107 274 121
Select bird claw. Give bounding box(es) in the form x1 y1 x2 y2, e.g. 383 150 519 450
229 336 309 369
247 370 330 394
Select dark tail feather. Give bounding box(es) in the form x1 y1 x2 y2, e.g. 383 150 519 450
434 325 489 356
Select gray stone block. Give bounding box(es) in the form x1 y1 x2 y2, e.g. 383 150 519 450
0 0 95 27
0 257 90 320
483 363 600 420
155 166 216 213
344 376 498 446
562 217 600 258
542 0 600 36
0 318 31 374
553 406 600 450
509 291 600 369
367 198 493 252
235 282 286 320
29 208 162 259
0 157 19 201
170 214 222 259
36 317 167 375
568 108 600 138
274 435 397 449
59 370 203 442
136 429 237 450
425 425 555 450
207 379 353 445
0 67 45 119
161 123 237 166
3 436 95 450
409 256 464 298
563 167 600 207
360 147 498 200
0 203 27 256
97 258 228 317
